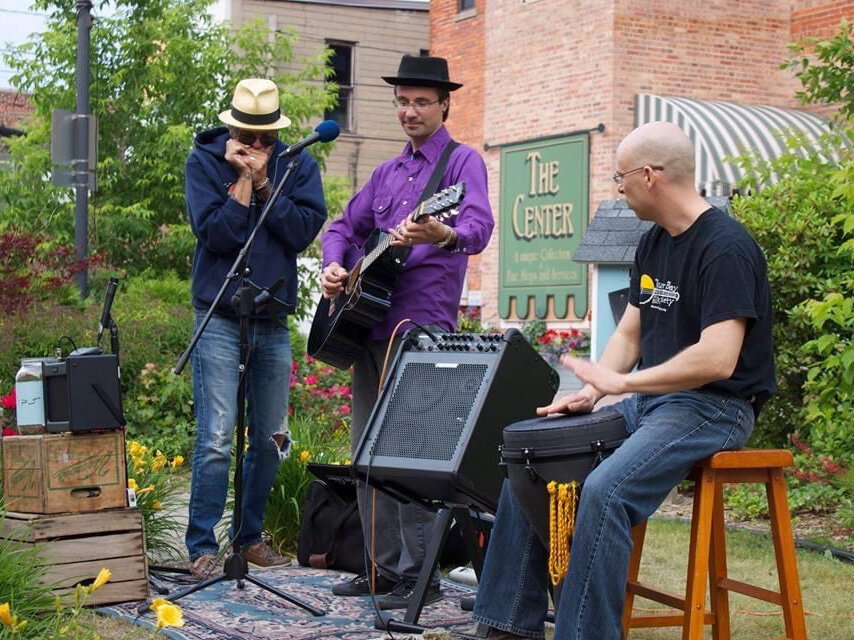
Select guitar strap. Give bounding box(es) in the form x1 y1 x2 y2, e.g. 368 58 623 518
416 139 460 206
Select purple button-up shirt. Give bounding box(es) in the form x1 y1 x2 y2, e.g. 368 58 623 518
322 126 494 341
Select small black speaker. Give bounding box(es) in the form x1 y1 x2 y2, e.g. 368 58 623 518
353 329 559 513
42 354 124 433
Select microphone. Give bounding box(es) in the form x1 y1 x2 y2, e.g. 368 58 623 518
279 120 340 158
97 277 118 344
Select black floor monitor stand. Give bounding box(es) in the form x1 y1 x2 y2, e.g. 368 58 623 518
375 505 485 634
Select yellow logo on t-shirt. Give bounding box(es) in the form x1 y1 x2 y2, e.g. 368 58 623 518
639 273 680 311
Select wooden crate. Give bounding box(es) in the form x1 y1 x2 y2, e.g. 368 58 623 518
1 430 127 514
0 508 149 606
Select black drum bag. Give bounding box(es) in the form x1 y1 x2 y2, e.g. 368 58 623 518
501 410 628 546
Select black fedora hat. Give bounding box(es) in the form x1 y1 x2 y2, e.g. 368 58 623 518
382 55 463 91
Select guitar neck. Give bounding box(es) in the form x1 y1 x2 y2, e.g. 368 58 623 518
361 202 426 272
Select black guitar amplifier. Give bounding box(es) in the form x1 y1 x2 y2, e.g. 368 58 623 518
353 329 559 513
43 354 125 433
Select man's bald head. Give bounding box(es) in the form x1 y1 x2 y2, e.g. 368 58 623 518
617 122 696 185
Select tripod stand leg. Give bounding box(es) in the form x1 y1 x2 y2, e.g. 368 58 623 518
242 574 326 616
137 572 229 614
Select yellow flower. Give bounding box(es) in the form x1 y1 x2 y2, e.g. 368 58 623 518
128 441 146 458
0 603 12 627
134 458 146 469
128 478 138 490
171 455 185 468
299 450 311 463
90 568 111 592
150 599 185 629
0 602 28 633
152 457 167 471
136 485 155 497
151 501 162 510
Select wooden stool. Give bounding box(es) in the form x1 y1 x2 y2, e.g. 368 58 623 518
621 449 807 640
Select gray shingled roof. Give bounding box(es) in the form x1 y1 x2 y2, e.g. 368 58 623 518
573 197 730 265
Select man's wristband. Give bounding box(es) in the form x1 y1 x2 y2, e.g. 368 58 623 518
253 177 271 191
434 225 457 249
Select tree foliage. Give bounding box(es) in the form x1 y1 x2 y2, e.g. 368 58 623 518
0 0 337 277
730 21 854 523
785 19 854 122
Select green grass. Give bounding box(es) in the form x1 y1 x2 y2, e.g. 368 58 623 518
626 518 853 639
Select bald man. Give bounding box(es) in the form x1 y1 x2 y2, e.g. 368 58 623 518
465 122 776 640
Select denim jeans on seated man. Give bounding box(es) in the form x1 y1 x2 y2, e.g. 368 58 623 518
473 390 754 640
185 313 292 561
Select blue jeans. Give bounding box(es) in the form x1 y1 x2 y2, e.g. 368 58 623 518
473 391 755 640
185 313 291 561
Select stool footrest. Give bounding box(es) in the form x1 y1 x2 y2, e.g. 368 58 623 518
718 577 783 606
629 613 715 629
628 581 686 611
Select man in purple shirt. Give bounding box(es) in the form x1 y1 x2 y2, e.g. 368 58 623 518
321 55 494 609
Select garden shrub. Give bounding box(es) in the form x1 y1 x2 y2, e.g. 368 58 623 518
126 441 188 563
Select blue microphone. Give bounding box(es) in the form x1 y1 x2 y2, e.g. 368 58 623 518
279 120 341 158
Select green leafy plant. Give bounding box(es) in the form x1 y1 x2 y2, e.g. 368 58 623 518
126 441 188 563
125 362 195 460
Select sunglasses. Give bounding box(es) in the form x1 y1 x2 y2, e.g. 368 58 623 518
233 129 279 146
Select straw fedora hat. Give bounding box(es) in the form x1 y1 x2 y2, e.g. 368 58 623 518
218 78 291 130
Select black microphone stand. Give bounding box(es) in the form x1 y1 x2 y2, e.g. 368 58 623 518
138 155 325 617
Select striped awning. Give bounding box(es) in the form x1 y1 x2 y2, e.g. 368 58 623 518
635 94 834 196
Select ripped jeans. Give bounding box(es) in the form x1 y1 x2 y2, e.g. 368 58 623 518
186 313 291 560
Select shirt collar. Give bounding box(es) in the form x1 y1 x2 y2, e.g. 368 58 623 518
399 126 450 164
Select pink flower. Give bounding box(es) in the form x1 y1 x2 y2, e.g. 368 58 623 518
1 388 15 411
305 375 318 385
339 405 351 415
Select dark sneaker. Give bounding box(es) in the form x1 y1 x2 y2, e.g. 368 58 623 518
331 572 396 596
242 541 293 567
189 553 223 580
374 578 442 610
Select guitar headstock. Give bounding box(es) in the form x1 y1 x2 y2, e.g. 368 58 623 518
412 182 466 222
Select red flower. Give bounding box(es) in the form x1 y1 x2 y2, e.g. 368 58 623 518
2 427 17 437
1 388 15 411
339 405 351 415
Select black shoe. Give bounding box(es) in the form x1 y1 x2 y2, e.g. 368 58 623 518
331 572 396 596
374 578 443 610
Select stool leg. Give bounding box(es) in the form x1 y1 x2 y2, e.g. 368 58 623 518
684 468 715 640
708 482 731 640
767 470 808 640
622 521 648 638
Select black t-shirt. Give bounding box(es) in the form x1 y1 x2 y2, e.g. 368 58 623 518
629 207 776 408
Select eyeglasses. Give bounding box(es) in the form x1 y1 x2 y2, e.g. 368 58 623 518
233 129 279 147
392 97 442 112
612 165 665 185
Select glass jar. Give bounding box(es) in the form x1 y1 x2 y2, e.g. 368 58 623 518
15 358 47 434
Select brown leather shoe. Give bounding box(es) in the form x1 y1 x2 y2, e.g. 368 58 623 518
242 541 293 567
189 553 224 580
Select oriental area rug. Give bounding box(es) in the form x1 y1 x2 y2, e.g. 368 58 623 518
98 566 476 640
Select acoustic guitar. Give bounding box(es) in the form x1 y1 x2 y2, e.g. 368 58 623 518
308 182 466 369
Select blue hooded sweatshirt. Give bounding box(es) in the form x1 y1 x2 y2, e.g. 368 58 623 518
185 126 327 318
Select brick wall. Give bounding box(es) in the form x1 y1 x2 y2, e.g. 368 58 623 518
791 0 854 40
430 0 487 300
0 90 33 128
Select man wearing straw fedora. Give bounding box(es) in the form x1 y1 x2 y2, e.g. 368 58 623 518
320 55 495 609
184 78 327 580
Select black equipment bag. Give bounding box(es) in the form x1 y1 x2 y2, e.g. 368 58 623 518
501 409 628 546
296 479 365 574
